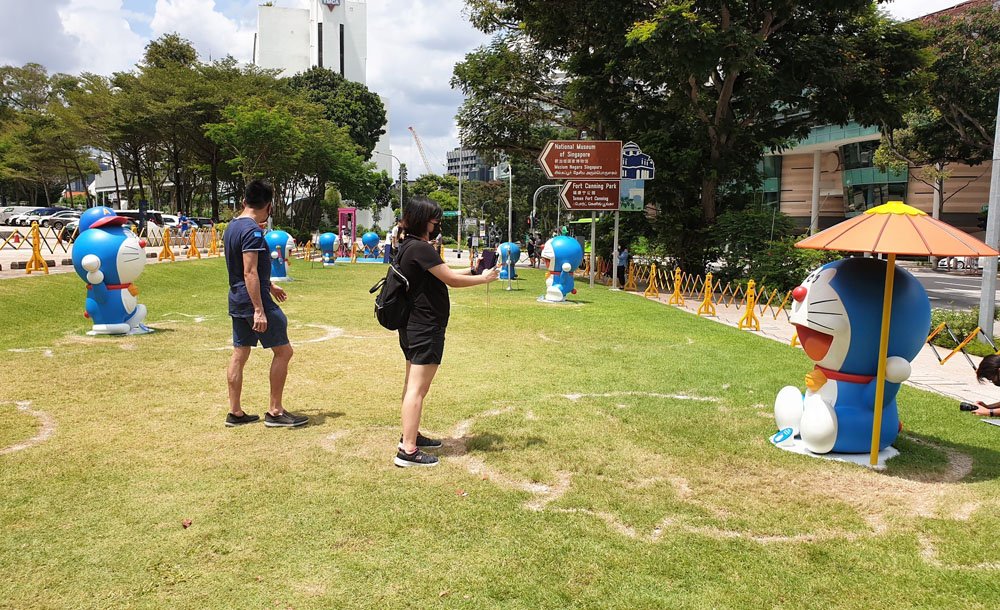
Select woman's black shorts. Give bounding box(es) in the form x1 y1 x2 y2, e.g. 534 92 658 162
398 323 446 365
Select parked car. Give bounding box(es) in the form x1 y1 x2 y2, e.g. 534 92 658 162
13 207 69 226
192 217 214 228
40 210 81 229
0 206 42 225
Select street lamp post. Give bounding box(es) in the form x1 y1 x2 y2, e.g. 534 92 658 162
374 151 404 217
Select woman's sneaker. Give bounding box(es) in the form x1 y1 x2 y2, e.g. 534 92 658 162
394 448 439 468
398 432 443 450
264 410 309 428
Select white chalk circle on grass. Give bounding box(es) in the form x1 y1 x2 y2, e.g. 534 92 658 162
0 401 55 456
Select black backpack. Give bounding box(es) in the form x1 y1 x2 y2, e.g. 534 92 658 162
370 240 413 330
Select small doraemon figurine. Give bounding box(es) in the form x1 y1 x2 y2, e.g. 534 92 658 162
774 257 930 454
318 232 337 267
498 242 520 280
539 235 584 302
361 231 380 258
71 206 151 335
264 230 294 281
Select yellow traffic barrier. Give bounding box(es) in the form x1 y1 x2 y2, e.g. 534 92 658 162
738 279 761 331
790 333 800 348
159 227 176 262
667 267 683 305
25 222 49 275
941 327 981 366
643 262 659 298
186 229 201 259
697 272 716 316
1 228 27 251
350 242 358 263
775 290 793 320
207 226 220 257
926 322 947 344
624 262 638 291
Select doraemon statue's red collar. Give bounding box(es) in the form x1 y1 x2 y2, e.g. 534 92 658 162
774 257 930 454
70 206 151 335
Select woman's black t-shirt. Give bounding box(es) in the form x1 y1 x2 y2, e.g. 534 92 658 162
398 236 449 327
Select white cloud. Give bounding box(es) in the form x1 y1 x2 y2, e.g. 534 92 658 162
884 0 967 21
0 0 81 73
149 0 255 64
59 0 147 74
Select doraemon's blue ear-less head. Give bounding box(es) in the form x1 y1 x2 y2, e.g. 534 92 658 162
788 257 930 375
72 224 146 285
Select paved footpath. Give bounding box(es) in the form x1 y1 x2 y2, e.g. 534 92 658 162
628 288 995 407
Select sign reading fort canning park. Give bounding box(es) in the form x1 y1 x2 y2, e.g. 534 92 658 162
559 181 621 211
538 140 656 212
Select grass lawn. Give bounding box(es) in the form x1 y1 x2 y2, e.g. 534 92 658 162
1 258 998 609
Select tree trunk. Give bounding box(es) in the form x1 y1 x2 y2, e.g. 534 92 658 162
134 149 145 210
110 152 122 209
173 143 183 215
210 149 220 222
700 175 718 223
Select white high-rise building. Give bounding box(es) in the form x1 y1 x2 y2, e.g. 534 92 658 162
255 0 394 229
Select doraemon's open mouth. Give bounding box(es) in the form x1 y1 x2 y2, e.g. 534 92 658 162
794 324 832 362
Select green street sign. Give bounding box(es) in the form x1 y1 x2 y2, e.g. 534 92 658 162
442 211 461 218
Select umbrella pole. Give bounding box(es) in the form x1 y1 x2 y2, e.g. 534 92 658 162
870 253 897 466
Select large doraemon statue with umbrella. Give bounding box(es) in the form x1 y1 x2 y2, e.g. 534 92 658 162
773 257 930 454
539 235 584 302
71 206 152 335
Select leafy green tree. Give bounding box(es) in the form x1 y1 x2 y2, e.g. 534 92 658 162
456 0 925 270
875 6 999 219
286 67 386 157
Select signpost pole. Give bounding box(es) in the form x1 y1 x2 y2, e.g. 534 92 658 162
589 211 596 288
457 162 462 258
507 159 513 291
611 210 620 291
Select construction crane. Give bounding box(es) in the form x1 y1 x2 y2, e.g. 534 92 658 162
408 126 436 175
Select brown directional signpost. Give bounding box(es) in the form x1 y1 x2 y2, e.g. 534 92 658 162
559 180 621 211
538 140 623 180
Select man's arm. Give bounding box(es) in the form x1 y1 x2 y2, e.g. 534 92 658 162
243 251 267 332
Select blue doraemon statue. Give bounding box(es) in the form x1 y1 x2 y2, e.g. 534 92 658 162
318 232 336 267
361 231 380 258
71 206 151 335
265 230 294 281
539 235 584 302
773 257 931 454
498 242 520 280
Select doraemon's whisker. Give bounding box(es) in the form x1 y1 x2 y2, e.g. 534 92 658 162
807 310 843 316
807 298 837 305
807 319 836 330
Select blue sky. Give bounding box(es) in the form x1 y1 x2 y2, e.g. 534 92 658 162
0 0 968 177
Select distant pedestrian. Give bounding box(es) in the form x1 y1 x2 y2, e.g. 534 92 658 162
178 212 190 236
617 245 629 288
223 179 308 429
527 237 536 268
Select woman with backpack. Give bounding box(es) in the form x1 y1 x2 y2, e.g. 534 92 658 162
393 197 499 467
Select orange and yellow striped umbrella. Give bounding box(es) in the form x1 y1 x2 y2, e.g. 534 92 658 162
796 201 998 257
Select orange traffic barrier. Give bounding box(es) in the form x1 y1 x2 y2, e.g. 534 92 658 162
737 279 761 331
159 228 176 262
25 222 49 275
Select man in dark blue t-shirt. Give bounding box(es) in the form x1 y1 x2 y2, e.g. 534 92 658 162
222 179 308 429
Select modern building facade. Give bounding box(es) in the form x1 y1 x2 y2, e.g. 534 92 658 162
446 148 492 181
759 122 991 233
255 0 393 229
